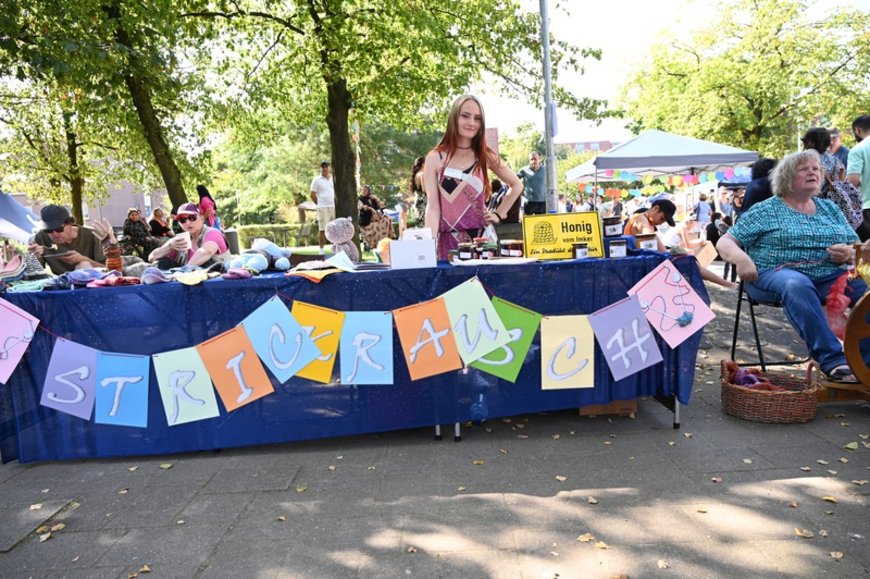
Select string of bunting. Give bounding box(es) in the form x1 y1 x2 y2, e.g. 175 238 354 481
0 260 713 429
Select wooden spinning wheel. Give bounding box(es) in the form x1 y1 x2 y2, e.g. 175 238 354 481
825 291 870 403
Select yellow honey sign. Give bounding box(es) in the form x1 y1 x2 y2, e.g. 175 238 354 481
521 212 604 259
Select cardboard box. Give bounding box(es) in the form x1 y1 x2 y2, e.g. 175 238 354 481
579 399 637 417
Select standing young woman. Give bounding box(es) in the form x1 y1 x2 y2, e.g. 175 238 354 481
423 95 523 260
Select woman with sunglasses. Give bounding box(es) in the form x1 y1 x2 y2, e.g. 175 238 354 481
148 202 229 268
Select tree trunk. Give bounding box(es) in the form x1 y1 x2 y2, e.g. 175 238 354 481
62 111 85 225
324 77 359 245
104 3 187 209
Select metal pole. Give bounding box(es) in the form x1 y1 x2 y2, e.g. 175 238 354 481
539 0 557 213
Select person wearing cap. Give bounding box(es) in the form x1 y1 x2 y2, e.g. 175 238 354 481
623 199 676 237
310 160 335 252
148 202 229 268
829 127 850 168
28 205 106 274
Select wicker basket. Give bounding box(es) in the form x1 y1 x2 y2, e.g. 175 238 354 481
720 360 819 423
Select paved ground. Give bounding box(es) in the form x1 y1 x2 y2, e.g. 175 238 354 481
1 263 868 578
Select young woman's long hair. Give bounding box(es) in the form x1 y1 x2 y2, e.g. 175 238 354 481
409 157 425 193
433 94 492 199
196 184 216 208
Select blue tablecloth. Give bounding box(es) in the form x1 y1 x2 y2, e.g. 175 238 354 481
0 254 707 463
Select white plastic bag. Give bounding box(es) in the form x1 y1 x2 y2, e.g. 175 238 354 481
482 224 498 243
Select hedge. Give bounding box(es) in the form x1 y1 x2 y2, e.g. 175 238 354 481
235 223 316 250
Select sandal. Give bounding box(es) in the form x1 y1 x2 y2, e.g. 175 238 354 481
825 365 859 384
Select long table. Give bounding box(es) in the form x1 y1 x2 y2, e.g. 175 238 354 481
0 254 706 463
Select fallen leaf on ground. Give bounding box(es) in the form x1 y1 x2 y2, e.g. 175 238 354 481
128 573 137 579
576 533 595 543
668 441 676 446
50 523 65 532
336 455 343 459
851 480 868 486
517 434 528 439
39 532 51 542
41 488 49 493
501 418 512 423
860 434 869 439
587 496 599 504
840 422 850 427
800 466 812 472
457 486 467 492
595 541 609 549
327 465 336 471
159 463 173 470
844 442 859 451
794 528 814 539
552 434 560 440
742 459 753 464
499 448 508 454
835 413 846 418
710 477 723 483
367 466 376 470
819 530 829 537
72 556 79 562
484 427 493 433
696 507 708 513
549 551 559 557
276 515 287 522
36 525 49 533
139 565 151 574
603 441 612 446
30 503 43 511
569 430 576 435
406 546 417 554
683 433 693 438
118 488 129 495
657 559 670 569
822 496 838 504
555 475 567 482
817 459 829 465
838 457 849 464
825 510 834 515
127 466 138 472
787 502 799 508
176 520 185 525
831 551 844 560
472 459 485 465
295 485 308 493
515 423 525 429
827 470 838 475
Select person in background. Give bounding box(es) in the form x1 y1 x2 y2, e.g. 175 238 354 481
148 203 229 268
706 211 724 248
196 185 219 229
716 186 732 218
624 199 676 236
148 207 174 238
848 116 870 241
28 205 105 274
829 127 850 168
409 157 427 228
518 151 546 215
310 160 335 252
694 193 713 237
731 188 745 218
423 94 523 260
742 158 778 214
801 127 844 198
358 185 392 249
487 178 520 223
121 208 160 259
717 149 864 383
557 194 568 213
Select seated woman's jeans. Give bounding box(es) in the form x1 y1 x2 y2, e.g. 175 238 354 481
747 268 868 374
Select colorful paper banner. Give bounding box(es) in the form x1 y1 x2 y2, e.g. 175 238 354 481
40 338 98 420
441 278 510 365
152 347 221 426
470 298 542 383
588 295 663 382
393 297 462 381
291 301 345 384
628 259 715 348
196 326 274 412
94 352 151 428
242 296 320 384
0 298 40 384
339 311 394 385
540 315 595 390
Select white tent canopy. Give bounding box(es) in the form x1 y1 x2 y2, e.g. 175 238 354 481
565 130 759 183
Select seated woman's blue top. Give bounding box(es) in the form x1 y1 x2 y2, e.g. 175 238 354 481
728 196 858 280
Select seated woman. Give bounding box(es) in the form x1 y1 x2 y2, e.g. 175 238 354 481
148 203 230 269
121 208 161 259
148 208 174 238
358 185 393 249
717 150 866 383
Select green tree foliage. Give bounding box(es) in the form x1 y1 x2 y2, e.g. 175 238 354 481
619 0 870 157
188 0 607 229
0 0 213 211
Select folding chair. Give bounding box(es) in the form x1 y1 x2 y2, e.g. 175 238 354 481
730 279 810 371
293 222 313 247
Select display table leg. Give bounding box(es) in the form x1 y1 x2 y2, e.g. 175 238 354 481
434 424 442 441
454 422 461 442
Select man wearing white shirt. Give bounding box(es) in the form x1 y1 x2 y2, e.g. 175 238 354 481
310 160 335 251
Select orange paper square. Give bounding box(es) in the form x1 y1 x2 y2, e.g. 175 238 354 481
393 297 462 380
195 326 274 412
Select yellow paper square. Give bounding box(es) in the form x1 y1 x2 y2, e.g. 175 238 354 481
291 301 345 384
540 315 595 390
